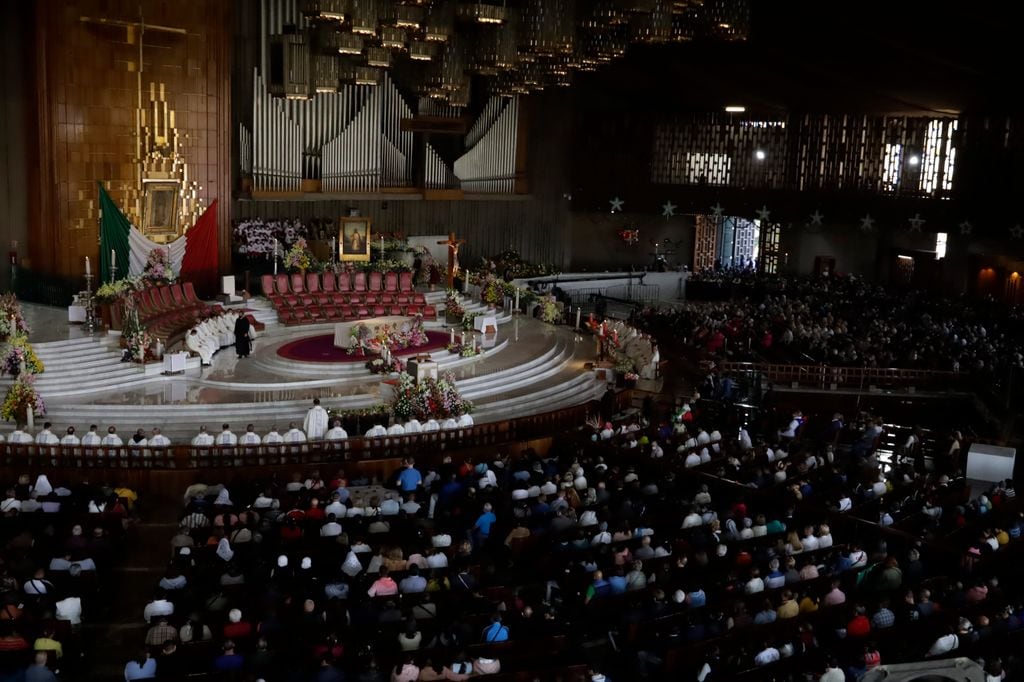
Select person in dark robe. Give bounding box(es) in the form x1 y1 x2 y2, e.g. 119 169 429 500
233 314 252 359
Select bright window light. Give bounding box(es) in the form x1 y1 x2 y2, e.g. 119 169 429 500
935 232 947 260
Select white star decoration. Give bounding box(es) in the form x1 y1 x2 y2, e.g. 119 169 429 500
710 202 724 218
859 214 875 232
609 197 624 213
661 201 677 219
908 213 926 232
808 210 824 227
959 220 973 236
1011 224 1024 239
755 205 771 222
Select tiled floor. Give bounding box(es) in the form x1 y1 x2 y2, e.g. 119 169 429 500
23 301 101 342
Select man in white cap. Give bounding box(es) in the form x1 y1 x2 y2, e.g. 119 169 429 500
303 398 329 440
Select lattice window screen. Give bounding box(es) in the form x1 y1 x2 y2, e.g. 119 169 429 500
694 215 719 271
758 222 781 274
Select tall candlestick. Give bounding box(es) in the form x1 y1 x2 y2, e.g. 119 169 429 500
450 327 455 345
111 249 116 269
26 405 33 431
514 287 520 311
461 331 466 346
575 307 582 330
331 237 337 262
273 239 278 275
514 316 519 342
381 235 385 253
85 256 91 276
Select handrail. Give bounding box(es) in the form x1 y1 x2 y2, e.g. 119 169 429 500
720 361 963 390
0 401 601 471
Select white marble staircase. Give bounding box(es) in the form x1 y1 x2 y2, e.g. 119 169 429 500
29 337 149 397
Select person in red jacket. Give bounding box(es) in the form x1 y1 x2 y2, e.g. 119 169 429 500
846 605 871 638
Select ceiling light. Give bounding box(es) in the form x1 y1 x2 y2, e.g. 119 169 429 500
755 149 766 160
908 154 920 166
724 105 745 113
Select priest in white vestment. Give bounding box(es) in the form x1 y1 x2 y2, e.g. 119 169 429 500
191 426 215 447
80 426 101 446
100 427 123 446
422 419 440 432
457 414 474 428
364 424 387 438
303 399 329 440
8 428 32 444
325 422 348 440
263 427 284 445
60 427 80 446
35 423 59 445
404 419 422 433
387 423 405 435
186 329 214 365
149 429 171 447
215 424 237 446
283 423 307 443
239 424 262 446
441 418 459 430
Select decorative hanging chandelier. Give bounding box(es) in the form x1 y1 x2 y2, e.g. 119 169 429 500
280 0 749 105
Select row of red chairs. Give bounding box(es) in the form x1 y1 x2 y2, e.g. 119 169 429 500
262 272 435 326
131 282 222 339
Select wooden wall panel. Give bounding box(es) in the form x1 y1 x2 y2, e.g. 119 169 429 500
26 0 231 280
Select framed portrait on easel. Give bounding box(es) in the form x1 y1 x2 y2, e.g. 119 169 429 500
339 216 371 262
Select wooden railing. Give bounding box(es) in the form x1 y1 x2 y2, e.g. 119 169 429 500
721 361 964 391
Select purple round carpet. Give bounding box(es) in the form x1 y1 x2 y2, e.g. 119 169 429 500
276 331 451 363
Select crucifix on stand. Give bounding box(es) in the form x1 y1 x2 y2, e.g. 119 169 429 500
437 232 466 290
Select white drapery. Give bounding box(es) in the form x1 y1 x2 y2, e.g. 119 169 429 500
128 227 187 277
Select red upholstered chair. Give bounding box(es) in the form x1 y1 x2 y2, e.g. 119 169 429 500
422 305 437 320
322 273 337 293
278 309 295 325
332 292 349 306
300 295 315 307
275 274 291 296
307 306 324 321
261 274 275 297
399 272 413 291
356 304 370 317
412 292 426 304
368 271 383 291
372 305 386 316
364 293 378 305
379 293 394 304
183 281 201 303
159 287 177 311
324 306 342 320
388 305 403 316
405 304 421 316
385 272 399 292
353 272 367 292
283 294 299 307
396 292 411 305
306 272 321 293
339 305 354 319
337 271 351 292
315 292 333 305
170 284 186 306
290 273 305 294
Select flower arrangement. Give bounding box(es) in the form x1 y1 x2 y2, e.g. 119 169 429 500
0 293 30 339
415 248 441 287
461 311 483 331
539 295 561 324
2 374 45 423
348 316 429 355
480 274 505 307
233 218 311 257
1 336 44 377
446 342 481 358
614 357 636 374
366 356 406 374
618 228 640 246
120 298 153 362
390 371 473 421
96 278 136 304
141 248 175 284
487 249 559 279
444 290 465 320
284 237 313 272
624 372 640 382
370 258 412 273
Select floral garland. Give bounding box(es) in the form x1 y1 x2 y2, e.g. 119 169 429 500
1 336 45 377
446 342 481 358
366 356 406 375
326 404 391 422
539 295 561 324
390 371 473 421
1 374 45 423
284 237 314 272
141 248 175 284
233 218 311 257
348 316 428 355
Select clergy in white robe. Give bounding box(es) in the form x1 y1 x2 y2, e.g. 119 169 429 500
404 419 422 433
283 424 307 443
457 414 474 428
187 329 214 365
35 423 59 445
191 427 215 447
303 399 329 440
8 429 32 444
80 427 101 446
99 429 122 448
60 427 80 446
239 425 262 446
386 423 405 435
325 423 348 440
215 425 237 446
441 418 459 430
263 428 284 445
422 419 440 432
149 429 172 447
364 424 387 438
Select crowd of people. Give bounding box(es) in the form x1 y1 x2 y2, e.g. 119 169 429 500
643 271 1024 376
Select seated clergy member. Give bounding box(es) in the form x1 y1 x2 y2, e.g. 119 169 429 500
191 426 215 447
263 426 284 445
187 328 214 365
325 421 348 441
80 425 102 446
149 428 171 447
215 424 238 446
35 423 59 445
60 426 80 446
8 426 33 444
239 424 262 446
100 426 123 447
283 422 307 443
365 424 387 438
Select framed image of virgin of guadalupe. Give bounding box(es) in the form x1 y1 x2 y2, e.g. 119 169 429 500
339 217 371 262
142 179 182 240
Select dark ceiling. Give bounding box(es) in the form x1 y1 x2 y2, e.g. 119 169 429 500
572 2 1019 116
